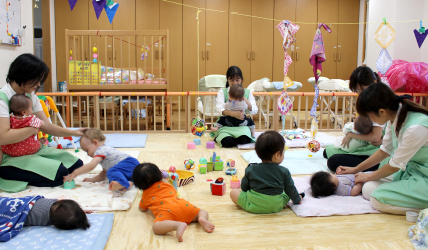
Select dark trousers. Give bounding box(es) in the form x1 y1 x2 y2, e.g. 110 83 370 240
323 149 379 173
0 159 84 187
217 135 252 148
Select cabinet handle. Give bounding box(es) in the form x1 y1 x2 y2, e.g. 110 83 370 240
108 49 112 60
296 51 298 61
114 50 116 60
252 51 255 60
334 52 337 62
247 51 250 60
161 50 163 59
202 50 205 59
207 50 209 60
338 53 341 62
291 51 294 60
85 50 87 60
155 50 159 59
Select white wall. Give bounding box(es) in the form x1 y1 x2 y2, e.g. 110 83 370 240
365 0 428 71
0 2 34 88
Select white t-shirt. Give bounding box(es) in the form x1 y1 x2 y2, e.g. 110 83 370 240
0 84 43 118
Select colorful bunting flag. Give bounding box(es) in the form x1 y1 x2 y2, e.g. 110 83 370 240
104 3 119 24
92 0 106 20
68 0 78 11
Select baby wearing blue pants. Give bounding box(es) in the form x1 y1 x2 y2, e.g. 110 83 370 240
64 128 140 191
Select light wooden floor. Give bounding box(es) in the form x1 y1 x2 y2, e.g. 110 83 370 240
97 133 412 250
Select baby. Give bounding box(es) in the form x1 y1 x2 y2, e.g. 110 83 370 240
0 196 89 242
340 115 372 152
310 171 363 197
1 94 45 157
212 84 255 137
134 163 215 242
63 128 140 191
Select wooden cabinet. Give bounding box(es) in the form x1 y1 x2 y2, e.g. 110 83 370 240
318 0 338 80
273 0 297 82
112 0 136 69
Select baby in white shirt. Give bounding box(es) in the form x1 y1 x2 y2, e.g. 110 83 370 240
340 116 372 152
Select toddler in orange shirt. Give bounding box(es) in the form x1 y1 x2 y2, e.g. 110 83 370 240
133 163 215 242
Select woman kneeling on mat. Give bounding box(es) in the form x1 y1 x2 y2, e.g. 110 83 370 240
337 82 428 214
0 54 85 192
212 66 258 148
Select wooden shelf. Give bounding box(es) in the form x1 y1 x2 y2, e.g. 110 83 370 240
67 84 168 92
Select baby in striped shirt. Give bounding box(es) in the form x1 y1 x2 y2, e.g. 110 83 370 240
310 171 363 197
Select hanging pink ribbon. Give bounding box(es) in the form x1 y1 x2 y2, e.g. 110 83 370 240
309 23 331 83
277 20 299 76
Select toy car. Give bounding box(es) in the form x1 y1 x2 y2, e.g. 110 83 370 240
225 168 237 175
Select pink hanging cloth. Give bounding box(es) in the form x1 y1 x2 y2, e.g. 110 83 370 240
309 23 331 83
277 20 300 76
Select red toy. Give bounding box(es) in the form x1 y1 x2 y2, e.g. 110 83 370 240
169 166 176 173
210 177 226 196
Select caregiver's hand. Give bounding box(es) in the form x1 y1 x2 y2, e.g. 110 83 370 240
355 172 370 184
341 133 352 148
72 128 89 137
225 110 244 120
336 166 357 175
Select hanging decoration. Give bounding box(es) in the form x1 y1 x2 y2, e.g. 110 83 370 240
309 23 331 122
92 0 106 20
104 2 119 24
92 47 98 63
141 45 149 61
374 18 396 75
68 0 78 11
414 20 427 48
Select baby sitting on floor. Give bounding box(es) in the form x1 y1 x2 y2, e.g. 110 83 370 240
0 196 90 242
339 115 372 152
63 128 140 191
211 84 256 137
310 171 363 197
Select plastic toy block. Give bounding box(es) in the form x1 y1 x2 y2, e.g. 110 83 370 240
210 182 226 196
210 156 221 161
193 139 201 145
230 180 241 189
199 164 207 174
214 160 224 171
199 157 208 165
206 141 215 149
207 162 214 172
187 142 196 149
226 160 235 167
226 168 237 175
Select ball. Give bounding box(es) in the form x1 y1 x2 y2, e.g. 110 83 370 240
184 159 195 170
191 118 207 137
169 166 176 173
307 140 321 153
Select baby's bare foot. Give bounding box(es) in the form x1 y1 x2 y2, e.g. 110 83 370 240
109 181 126 191
176 222 187 242
199 217 215 233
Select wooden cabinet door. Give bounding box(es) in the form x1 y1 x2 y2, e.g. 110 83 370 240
183 0 205 94
318 0 338 80
273 0 296 82
229 0 252 87
337 0 359 80
55 0 88 83
160 0 183 92
250 0 274 82
205 0 229 76
294 0 318 92
112 0 136 70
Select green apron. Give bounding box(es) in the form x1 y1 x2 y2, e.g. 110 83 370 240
209 88 255 147
371 112 428 209
0 89 80 193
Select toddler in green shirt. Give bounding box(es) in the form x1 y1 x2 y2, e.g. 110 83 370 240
230 131 303 213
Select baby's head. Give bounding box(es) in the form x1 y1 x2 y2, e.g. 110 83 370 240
229 84 245 101
80 128 106 157
354 115 372 134
310 171 339 198
132 163 163 190
255 131 285 164
50 200 90 230
9 94 32 116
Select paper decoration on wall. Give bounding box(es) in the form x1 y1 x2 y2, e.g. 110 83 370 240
104 3 119 24
92 0 106 19
376 49 393 74
414 21 427 48
68 0 78 11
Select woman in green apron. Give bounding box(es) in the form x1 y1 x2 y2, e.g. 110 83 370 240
324 66 384 172
211 66 258 148
337 83 428 214
0 54 84 192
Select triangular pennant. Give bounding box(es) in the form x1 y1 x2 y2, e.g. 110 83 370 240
106 0 114 6
68 0 78 11
414 29 428 48
104 3 119 24
92 0 106 20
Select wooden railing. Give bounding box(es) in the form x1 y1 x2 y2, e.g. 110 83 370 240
36 92 428 133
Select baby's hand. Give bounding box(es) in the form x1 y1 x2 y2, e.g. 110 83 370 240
63 173 77 183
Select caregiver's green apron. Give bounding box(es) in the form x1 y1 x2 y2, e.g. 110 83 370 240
371 112 428 208
209 88 255 147
0 91 79 193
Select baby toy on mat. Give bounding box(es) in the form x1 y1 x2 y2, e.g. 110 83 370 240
1 94 45 158
310 171 363 197
134 163 215 242
63 128 140 191
0 196 89 242
211 84 256 138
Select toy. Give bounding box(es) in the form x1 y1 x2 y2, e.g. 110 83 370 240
230 175 241 189
63 180 76 189
199 157 207 165
193 138 201 145
226 159 235 167
281 129 308 140
184 159 195 170
169 166 176 173
92 47 98 63
69 49 73 61
198 164 207 174
226 168 237 175
172 170 195 187
162 170 179 190
207 152 223 171
190 117 207 137
307 140 321 153
206 141 215 149
210 177 226 196
187 142 196 149
141 45 149 61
